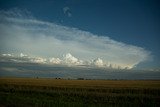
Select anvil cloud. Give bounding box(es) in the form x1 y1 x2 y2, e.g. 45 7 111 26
0 9 151 69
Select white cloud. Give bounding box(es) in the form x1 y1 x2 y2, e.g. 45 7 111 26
2 54 13 57
63 6 72 17
30 57 47 64
92 58 104 67
0 52 148 69
20 53 28 57
0 9 151 69
63 53 83 65
49 57 62 64
1 53 46 64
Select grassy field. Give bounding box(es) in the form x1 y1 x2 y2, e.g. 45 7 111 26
0 78 160 107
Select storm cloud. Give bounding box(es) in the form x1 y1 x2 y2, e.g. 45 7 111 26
0 9 151 69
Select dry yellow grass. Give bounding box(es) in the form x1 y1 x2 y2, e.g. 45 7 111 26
0 77 160 107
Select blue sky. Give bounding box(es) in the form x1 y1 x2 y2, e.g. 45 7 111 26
0 0 160 70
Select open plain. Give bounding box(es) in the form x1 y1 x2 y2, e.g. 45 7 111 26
0 78 160 107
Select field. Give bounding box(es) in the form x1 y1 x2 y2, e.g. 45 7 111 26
0 78 160 107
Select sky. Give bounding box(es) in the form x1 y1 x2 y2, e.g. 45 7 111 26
0 0 160 77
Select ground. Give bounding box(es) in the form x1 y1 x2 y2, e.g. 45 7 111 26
0 78 160 107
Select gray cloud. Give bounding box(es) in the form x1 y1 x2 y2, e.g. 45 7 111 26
63 6 72 17
0 9 151 69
